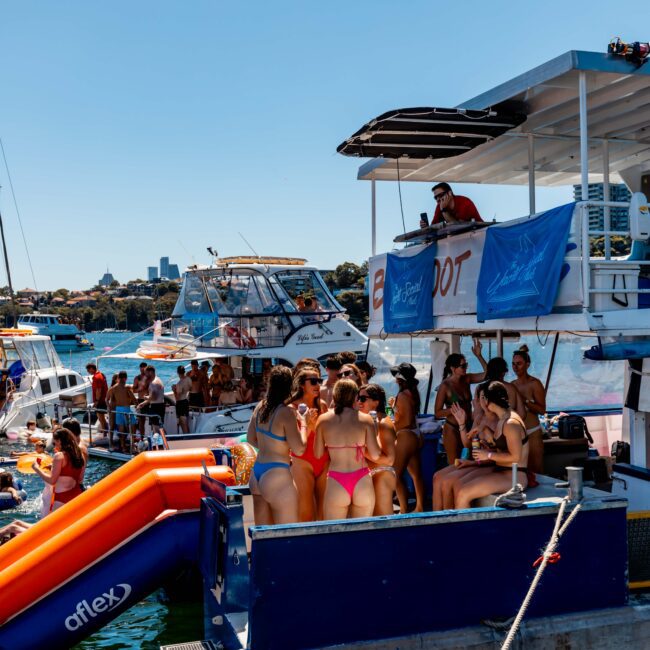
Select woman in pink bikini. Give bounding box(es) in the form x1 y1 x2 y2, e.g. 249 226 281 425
314 379 381 520
288 367 329 521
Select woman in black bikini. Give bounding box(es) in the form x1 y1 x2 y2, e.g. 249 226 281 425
453 381 529 509
434 340 487 463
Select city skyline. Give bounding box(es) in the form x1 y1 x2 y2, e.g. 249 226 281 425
0 3 644 289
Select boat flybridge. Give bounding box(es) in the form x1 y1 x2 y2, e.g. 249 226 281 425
0 330 91 435
17 313 94 353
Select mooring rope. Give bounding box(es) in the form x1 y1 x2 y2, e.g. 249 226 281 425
500 495 582 650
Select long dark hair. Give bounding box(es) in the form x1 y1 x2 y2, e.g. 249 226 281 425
397 377 421 413
443 353 465 380
259 366 292 422
287 368 322 411
485 357 508 382
53 428 84 469
361 383 386 414
333 379 358 415
0 473 15 489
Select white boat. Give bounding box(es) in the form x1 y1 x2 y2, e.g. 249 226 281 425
0 331 92 434
102 255 368 446
18 313 94 353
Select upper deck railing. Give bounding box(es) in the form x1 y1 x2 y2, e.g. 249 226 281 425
578 200 650 312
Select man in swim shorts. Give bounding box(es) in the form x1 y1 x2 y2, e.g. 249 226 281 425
137 366 166 444
188 359 206 410
107 371 137 452
172 365 192 433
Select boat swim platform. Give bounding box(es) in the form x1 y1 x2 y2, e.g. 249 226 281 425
201 480 628 650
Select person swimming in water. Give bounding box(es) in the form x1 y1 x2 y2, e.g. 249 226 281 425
314 379 381 520
247 366 306 525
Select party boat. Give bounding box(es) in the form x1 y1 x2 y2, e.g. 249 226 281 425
4 45 650 650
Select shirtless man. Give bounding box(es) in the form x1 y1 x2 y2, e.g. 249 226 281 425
132 361 149 436
0 369 15 410
107 371 137 452
188 360 206 410
136 366 166 442
512 345 546 475
320 355 341 407
172 365 192 433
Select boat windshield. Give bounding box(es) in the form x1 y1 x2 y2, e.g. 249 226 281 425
272 269 341 313
13 339 62 370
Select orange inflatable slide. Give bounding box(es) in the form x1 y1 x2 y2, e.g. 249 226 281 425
0 449 235 649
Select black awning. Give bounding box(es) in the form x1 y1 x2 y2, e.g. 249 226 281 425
337 107 526 159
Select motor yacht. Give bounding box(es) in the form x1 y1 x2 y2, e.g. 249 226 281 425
0 330 91 434
18 313 94 353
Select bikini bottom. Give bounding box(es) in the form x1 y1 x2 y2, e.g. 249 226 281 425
328 467 370 499
253 461 290 483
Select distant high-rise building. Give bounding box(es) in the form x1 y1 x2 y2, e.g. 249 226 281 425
147 266 158 281
160 257 170 279
573 183 631 231
168 264 181 280
98 270 116 287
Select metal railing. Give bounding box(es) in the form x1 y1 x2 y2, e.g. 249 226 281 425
577 201 650 311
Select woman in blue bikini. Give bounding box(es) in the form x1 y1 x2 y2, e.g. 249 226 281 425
247 366 307 525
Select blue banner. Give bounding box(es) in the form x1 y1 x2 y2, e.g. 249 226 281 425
477 203 575 321
383 244 436 333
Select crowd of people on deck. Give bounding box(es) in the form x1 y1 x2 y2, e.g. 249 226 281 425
248 343 547 525
84 358 257 452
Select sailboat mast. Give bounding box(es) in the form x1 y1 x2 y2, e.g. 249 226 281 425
0 200 17 328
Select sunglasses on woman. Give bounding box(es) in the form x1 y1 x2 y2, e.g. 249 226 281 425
337 370 356 379
302 377 323 386
356 394 372 403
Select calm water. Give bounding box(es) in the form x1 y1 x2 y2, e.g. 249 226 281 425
1 331 204 647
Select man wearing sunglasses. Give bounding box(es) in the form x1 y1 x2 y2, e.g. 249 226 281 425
420 182 482 228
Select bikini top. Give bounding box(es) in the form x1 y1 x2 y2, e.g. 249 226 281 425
494 414 529 452
255 407 285 442
446 384 472 411
326 442 365 463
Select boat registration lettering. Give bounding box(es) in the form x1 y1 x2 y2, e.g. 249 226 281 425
433 250 471 298
64 583 132 631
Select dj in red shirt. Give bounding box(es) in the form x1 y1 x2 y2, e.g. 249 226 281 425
425 183 483 225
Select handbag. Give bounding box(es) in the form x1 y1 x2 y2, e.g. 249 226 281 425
557 414 594 443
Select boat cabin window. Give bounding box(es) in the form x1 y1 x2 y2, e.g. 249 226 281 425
272 270 340 313
58 375 68 390
68 374 78 387
40 378 51 395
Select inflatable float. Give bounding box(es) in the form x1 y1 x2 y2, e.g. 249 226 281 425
136 338 197 360
0 478 26 511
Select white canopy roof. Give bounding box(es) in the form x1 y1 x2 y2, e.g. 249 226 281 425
355 51 650 187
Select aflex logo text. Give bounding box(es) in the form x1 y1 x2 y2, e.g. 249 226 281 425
64 583 132 631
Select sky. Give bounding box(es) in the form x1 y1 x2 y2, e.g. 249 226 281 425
0 1 648 290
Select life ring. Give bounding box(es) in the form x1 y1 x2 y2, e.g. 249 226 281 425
225 326 256 349
0 478 27 511
229 442 257 485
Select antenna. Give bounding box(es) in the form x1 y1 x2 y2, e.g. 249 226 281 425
177 240 196 264
238 232 260 258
